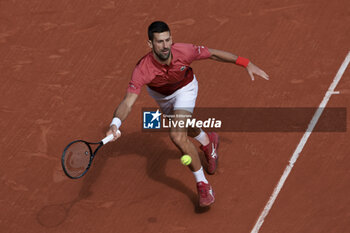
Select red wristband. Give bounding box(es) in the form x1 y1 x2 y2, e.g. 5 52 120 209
236 56 250 68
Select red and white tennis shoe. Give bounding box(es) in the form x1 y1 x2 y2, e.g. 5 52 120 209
200 132 219 174
196 181 215 207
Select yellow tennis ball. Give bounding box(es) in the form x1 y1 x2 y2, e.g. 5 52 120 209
181 155 192 166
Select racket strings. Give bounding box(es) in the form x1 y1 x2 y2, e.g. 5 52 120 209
63 142 91 178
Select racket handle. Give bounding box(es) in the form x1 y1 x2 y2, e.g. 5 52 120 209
102 130 121 145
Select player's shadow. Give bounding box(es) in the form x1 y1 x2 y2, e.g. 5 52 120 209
37 131 213 228
101 131 209 212
74 131 233 214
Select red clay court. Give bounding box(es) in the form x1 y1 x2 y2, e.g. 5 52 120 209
1 0 349 232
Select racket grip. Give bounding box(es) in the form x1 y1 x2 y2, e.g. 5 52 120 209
102 130 121 145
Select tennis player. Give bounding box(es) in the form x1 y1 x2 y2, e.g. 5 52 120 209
106 21 269 207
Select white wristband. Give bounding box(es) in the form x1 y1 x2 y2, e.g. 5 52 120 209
110 117 122 129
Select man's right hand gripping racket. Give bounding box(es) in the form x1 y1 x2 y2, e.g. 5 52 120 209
61 130 121 179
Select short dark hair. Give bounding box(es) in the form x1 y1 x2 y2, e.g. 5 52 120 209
148 21 170 41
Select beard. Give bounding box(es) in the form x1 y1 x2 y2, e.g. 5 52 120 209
154 48 171 61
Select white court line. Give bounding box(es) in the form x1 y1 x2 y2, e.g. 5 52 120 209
251 51 350 233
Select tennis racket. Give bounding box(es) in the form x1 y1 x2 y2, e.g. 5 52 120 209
61 130 121 179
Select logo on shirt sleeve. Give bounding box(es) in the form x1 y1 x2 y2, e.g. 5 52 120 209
197 46 205 54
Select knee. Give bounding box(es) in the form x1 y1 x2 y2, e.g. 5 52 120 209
170 131 188 146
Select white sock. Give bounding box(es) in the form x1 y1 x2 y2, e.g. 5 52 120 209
194 129 210 146
193 167 208 184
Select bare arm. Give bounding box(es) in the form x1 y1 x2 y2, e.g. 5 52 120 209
106 92 138 140
208 48 269 81
208 48 238 63
113 92 138 121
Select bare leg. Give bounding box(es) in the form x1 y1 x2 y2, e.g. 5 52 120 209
169 110 202 171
